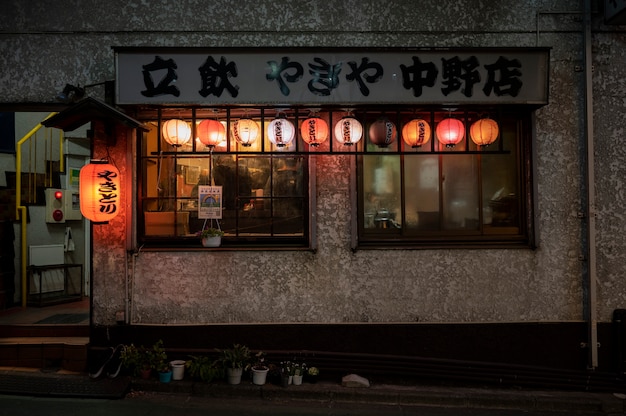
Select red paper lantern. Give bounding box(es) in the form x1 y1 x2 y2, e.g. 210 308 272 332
402 119 431 148
162 119 191 147
436 118 465 147
79 160 121 223
232 118 260 146
267 118 295 147
300 117 329 147
334 117 363 145
197 119 225 148
369 118 397 147
470 118 499 146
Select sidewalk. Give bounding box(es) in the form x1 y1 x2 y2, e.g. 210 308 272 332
1 367 625 414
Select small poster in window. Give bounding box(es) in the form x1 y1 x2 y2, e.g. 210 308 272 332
198 185 222 219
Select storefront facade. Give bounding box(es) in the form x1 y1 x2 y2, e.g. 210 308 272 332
3 0 626 383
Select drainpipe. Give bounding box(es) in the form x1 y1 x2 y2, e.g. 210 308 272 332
582 0 598 370
15 112 57 307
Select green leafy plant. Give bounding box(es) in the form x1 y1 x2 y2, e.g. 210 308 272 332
186 355 224 382
148 339 169 372
196 227 224 238
249 351 267 371
218 343 251 369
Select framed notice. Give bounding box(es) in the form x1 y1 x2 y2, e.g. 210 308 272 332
198 185 222 219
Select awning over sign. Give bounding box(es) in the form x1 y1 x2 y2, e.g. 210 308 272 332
42 97 149 132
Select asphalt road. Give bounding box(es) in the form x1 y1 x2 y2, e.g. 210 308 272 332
0 392 613 416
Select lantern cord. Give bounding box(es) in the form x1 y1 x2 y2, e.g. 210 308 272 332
156 150 163 192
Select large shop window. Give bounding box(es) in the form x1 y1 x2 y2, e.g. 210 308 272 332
138 108 310 248
357 110 533 249
136 107 533 249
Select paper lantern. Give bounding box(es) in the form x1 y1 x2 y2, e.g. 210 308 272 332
79 160 121 223
402 119 431 148
161 119 191 147
197 119 225 148
267 118 295 147
232 118 260 146
334 117 363 145
369 117 397 147
470 118 499 146
300 117 329 147
436 118 465 147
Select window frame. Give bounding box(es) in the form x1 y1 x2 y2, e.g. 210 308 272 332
353 109 535 250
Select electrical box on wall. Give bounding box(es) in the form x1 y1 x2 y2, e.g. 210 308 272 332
64 190 82 220
45 188 65 223
45 189 82 223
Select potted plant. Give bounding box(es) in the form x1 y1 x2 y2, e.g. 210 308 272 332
120 343 152 379
186 355 224 382
249 351 269 385
148 340 172 383
291 362 306 385
196 227 224 247
218 343 250 384
306 366 320 383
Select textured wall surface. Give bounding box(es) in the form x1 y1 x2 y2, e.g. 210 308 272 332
2 0 625 327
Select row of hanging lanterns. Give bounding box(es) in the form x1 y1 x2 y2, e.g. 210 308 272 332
161 115 499 149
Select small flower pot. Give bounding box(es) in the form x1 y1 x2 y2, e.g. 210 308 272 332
159 370 172 383
170 360 186 380
202 236 221 247
251 366 269 385
292 374 303 385
226 367 243 385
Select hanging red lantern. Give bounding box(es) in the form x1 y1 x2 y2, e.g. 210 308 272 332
436 118 465 147
300 117 329 147
334 117 363 145
369 117 397 147
79 160 121 223
197 119 225 148
267 118 295 147
470 118 499 146
232 118 260 147
161 119 191 147
402 119 431 148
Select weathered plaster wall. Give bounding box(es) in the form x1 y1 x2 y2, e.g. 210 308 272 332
3 0 625 326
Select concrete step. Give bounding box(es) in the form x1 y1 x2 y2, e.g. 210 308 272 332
0 336 89 372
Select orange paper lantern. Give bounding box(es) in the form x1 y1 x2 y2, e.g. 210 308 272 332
197 119 225 148
232 118 260 146
402 119 431 148
79 161 121 223
470 118 499 146
369 118 397 147
436 118 465 147
161 119 191 147
300 117 329 147
334 117 363 145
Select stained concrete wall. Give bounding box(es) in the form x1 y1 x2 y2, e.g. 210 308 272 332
2 0 625 327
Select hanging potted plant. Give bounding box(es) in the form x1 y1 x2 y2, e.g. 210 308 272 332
249 351 269 385
196 227 224 247
218 343 250 385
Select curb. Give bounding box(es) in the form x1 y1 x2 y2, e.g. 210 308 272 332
130 377 626 414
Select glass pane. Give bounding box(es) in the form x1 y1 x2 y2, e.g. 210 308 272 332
363 155 401 229
441 155 479 230
483 119 520 230
404 155 440 230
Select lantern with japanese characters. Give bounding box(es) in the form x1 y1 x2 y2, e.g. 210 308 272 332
470 118 499 147
232 118 260 147
267 117 296 147
334 117 363 146
300 117 329 147
197 119 226 148
402 119 431 148
79 160 121 223
162 119 191 147
369 117 397 147
436 118 465 148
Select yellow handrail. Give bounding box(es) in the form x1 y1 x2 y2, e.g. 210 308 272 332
15 112 58 307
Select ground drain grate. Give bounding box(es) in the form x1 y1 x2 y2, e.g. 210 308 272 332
0 372 130 399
